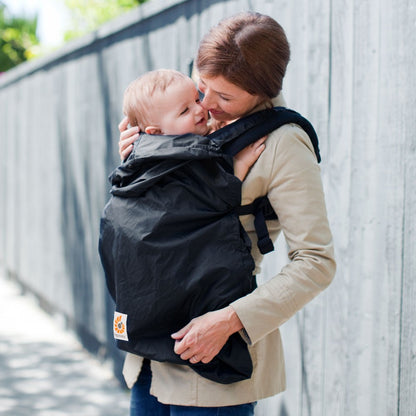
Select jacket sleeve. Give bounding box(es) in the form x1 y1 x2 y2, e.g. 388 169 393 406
230 124 336 345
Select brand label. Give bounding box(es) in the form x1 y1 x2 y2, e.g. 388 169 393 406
113 311 128 341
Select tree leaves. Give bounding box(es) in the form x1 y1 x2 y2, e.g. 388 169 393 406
0 4 39 72
63 0 147 42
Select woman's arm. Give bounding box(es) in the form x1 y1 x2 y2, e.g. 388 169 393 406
171 124 336 361
230 124 336 344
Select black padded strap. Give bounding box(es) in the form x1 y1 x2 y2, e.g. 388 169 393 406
236 196 277 255
216 107 321 163
221 107 321 255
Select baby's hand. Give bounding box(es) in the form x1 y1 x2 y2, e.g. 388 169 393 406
233 136 267 181
118 116 139 161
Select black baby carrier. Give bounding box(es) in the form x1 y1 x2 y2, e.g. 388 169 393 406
98 107 320 384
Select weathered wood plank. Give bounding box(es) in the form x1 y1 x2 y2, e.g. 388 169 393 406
294 2 332 416
322 0 356 413
385 0 416 413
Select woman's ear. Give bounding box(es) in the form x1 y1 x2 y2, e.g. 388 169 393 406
145 126 162 135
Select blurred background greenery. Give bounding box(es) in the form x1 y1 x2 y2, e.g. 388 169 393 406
0 0 149 72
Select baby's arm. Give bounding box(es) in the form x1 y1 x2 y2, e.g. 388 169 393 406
233 136 266 181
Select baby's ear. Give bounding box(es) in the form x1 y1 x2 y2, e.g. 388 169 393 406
145 126 162 135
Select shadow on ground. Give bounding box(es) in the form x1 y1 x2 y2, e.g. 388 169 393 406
0 277 130 416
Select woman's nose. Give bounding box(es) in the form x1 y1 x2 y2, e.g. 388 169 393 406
200 90 214 110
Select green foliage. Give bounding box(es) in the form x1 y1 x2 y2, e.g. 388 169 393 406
0 4 40 72
64 0 148 41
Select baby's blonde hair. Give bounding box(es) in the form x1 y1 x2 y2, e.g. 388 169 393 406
123 69 189 130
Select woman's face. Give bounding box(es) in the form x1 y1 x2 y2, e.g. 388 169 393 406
198 74 264 122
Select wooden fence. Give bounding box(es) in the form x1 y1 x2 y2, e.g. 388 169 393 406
0 0 414 414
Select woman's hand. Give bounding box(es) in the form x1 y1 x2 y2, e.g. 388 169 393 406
233 136 266 181
171 306 244 364
118 116 139 161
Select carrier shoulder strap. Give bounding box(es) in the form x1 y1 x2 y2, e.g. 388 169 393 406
215 106 321 163
219 107 321 255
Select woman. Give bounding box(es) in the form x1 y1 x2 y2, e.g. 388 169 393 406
118 12 336 416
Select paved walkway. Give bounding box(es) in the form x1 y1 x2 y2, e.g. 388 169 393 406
0 275 130 416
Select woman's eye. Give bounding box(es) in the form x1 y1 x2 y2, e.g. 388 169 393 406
219 95 230 102
197 82 205 93
180 107 189 115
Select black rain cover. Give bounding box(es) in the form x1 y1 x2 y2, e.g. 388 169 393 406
99 132 256 384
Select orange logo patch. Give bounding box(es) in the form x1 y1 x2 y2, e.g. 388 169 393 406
113 311 128 341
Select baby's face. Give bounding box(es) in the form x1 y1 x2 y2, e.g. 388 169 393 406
152 78 209 136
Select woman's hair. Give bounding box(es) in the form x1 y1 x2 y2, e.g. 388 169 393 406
123 69 188 129
196 12 290 99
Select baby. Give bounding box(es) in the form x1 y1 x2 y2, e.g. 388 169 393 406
122 69 265 181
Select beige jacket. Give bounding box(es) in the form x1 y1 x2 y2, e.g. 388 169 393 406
122 97 336 406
